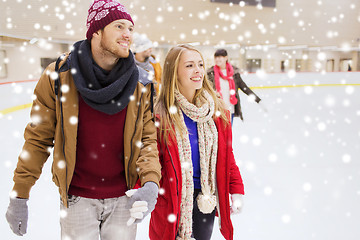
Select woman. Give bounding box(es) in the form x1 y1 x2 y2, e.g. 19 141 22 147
207 49 262 123
150 44 244 240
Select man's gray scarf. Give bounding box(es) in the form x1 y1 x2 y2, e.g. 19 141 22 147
70 40 138 115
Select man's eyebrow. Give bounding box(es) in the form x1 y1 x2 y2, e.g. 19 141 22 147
113 20 134 27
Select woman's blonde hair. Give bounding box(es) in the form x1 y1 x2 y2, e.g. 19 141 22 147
155 44 229 142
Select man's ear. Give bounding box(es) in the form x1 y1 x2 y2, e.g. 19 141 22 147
92 29 102 39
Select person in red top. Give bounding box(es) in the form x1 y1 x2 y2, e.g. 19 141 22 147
150 44 245 240
207 49 264 124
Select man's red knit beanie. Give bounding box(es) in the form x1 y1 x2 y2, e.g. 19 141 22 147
86 0 134 41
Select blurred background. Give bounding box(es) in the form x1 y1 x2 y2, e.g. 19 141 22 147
1 1 360 240
1 0 360 82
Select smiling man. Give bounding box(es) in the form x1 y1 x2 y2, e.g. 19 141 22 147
5 1 161 239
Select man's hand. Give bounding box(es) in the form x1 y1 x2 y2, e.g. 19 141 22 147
125 182 159 225
6 197 29 236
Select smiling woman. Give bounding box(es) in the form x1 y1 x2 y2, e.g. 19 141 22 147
151 44 245 240
177 49 205 103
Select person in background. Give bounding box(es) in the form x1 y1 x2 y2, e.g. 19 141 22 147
207 48 264 124
150 44 244 240
348 64 352 72
5 0 161 239
132 32 162 95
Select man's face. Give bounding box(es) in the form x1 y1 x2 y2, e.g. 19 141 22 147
138 48 153 61
99 19 134 59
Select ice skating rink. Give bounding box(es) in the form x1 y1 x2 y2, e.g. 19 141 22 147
1 72 359 240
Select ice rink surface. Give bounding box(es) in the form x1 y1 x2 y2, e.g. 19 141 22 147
1 72 359 240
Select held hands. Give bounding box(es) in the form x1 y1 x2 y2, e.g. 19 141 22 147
230 194 244 215
5 197 29 236
125 182 159 226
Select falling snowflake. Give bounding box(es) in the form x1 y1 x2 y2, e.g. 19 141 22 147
168 214 176 223
69 116 78 125
59 209 68 219
31 114 42 125
136 141 143 148
268 153 278 163
61 84 70 93
159 188 165 195
342 154 351 163
303 182 312 192
317 122 326 131
13 85 23 94
345 86 354 95
169 106 177 114
57 160 66 169
281 214 291 224
50 71 59 80
264 187 273 196
9 190 18 199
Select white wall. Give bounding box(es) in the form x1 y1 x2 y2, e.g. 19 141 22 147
0 40 358 83
0 40 69 82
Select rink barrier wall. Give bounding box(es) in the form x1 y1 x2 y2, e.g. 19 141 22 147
251 83 360 90
1 79 360 116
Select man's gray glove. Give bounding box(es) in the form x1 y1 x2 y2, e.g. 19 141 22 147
125 182 159 225
6 198 29 236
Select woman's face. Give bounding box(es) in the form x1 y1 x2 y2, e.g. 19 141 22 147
214 55 227 69
177 50 205 102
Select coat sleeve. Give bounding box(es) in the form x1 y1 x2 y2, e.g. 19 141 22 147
206 67 216 89
234 71 261 103
225 117 245 195
137 84 162 187
12 63 57 199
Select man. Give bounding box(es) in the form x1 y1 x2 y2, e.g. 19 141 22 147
5 0 161 239
207 48 264 124
132 33 162 95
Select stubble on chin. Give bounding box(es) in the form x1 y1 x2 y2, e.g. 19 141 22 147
100 40 130 59
114 46 130 59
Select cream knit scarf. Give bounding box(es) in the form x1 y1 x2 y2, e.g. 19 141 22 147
174 89 218 240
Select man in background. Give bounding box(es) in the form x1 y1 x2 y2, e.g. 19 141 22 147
132 33 162 95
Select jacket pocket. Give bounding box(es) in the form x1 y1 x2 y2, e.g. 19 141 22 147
66 194 81 207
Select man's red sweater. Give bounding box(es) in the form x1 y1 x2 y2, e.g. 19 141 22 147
68 96 128 199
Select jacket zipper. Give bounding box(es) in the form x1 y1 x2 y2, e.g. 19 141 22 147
57 77 69 206
166 144 180 237
127 92 143 189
